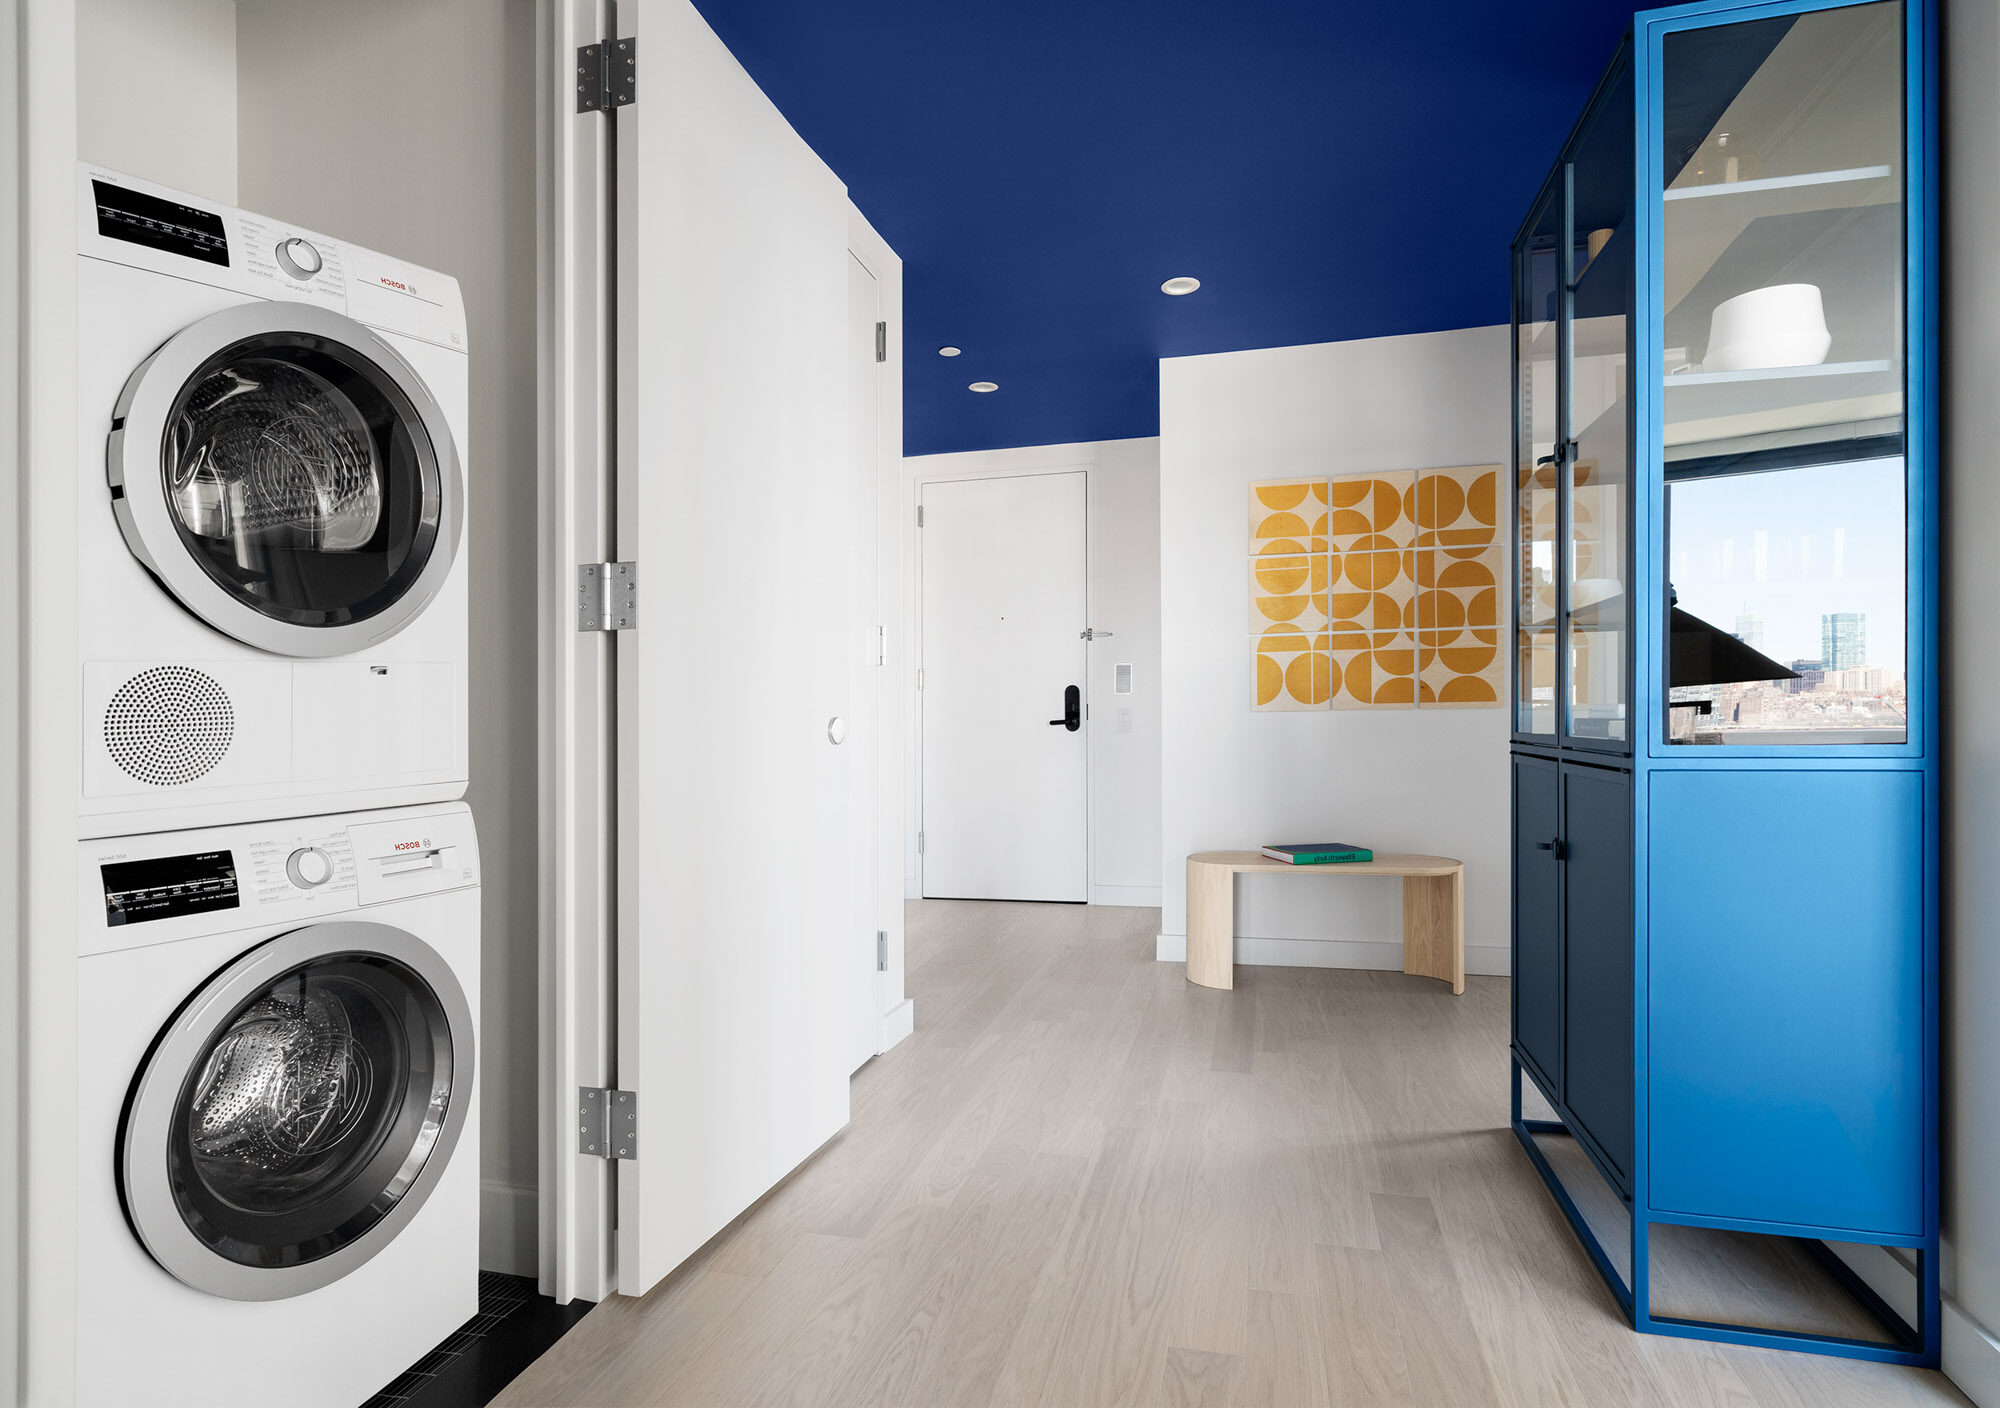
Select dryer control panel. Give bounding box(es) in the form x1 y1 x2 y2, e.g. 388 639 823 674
78 802 478 957
75 163 467 353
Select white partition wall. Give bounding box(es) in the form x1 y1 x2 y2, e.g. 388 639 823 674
1158 330 1513 977
1 7 21 1395
12 4 80 1404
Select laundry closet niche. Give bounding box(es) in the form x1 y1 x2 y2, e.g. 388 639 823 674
74 0 546 1279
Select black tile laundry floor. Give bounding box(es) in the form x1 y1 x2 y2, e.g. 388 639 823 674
361 1270 593 1408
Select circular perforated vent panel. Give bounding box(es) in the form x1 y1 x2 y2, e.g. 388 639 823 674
104 666 235 786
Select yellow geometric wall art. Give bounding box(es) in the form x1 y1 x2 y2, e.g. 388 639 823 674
1248 554 1330 633
1414 464 1504 707
1248 466 1504 712
1330 630 1419 709
1254 627 1331 710
1250 478 1329 554
1328 470 1415 551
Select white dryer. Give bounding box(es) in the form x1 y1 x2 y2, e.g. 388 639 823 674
77 802 480 1408
76 165 470 838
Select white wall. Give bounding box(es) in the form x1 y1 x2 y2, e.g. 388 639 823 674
236 0 542 1276
1158 328 1512 975
1 2 22 1395
18 6 80 1403
904 438 1164 907
75 0 236 203
1942 1 2000 1400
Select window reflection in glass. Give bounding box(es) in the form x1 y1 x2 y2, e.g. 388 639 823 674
1666 458 1905 744
1658 0 1904 746
1567 63 1633 744
1516 201 1560 735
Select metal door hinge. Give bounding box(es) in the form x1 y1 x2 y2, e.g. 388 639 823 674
576 37 636 113
916 668 924 690
917 831 925 854
877 931 888 971
875 321 888 362
916 504 925 527
873 625 888 666
577 562 637 631
579 1086 638 1159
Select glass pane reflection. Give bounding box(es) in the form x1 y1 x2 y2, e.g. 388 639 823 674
1666 458 1905 744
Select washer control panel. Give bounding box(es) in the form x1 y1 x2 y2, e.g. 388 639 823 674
285 846 334 888
246 826 357 905
274 236 323 280
78 803 478 957
238 214 346 309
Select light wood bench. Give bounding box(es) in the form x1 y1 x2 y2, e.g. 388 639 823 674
1185 851 1465 994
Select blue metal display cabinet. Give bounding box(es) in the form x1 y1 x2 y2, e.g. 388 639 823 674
1507 0 1937 1366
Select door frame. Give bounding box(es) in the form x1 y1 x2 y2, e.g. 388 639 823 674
909 465 1094 905
534 0 909 1302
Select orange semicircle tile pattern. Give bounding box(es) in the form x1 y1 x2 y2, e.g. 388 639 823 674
1250 467 1503 712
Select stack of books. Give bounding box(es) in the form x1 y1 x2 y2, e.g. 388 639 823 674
1260 841 1373 865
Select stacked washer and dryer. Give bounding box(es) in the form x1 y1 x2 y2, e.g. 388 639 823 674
72 166 481 1408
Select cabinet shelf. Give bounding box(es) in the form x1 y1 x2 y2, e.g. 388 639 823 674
1662 164 1893 202
1664 359 1893 387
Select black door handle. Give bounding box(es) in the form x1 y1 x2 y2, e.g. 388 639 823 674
1535 838 1565 859
1048 684 1080 731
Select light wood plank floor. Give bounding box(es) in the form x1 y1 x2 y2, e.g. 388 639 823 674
495 901 1968 1408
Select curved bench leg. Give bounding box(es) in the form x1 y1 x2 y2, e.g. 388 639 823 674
1186 859 1235 989
1403 870 1465 994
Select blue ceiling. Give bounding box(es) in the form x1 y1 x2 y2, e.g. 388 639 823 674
689 0 1651 456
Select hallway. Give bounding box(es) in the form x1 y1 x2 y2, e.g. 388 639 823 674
495 902 1966 1407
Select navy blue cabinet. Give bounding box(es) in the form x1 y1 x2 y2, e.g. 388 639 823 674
1510 755 1561 1095
1508 0 1937 1367
1558 764 1633 1188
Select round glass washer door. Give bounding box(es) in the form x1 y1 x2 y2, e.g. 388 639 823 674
119 922 473 1301
108 301 464 658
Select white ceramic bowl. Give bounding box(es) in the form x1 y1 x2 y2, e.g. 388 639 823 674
1703 283 1832 372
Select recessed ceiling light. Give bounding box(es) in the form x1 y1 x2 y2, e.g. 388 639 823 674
1161 276 1202 296
968 381 999 393
938 346 962 357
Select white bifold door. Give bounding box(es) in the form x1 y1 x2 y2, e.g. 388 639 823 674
920 473 1088 902
613 0 864 1295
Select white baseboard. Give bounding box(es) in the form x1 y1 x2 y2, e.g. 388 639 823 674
480 1179 537 1277
1948 1299 2000 1405
1090 884 1162 907
1827 1242 2000 1403
878 997 915 1052
1155 931 1511 977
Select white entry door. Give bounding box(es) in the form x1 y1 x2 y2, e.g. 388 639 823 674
920 472 1087 902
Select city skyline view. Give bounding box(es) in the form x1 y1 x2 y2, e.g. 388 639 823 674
1669 457 1907 681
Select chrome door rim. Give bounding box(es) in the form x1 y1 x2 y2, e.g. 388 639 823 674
120 922 473 1301
107 301 464 658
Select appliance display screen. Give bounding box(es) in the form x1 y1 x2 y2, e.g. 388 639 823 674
92 180 229 267
103 850 239 927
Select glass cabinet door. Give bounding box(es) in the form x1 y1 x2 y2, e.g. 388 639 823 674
1565 64 1634 747
1514 195 1560 738
1656 1 1908 745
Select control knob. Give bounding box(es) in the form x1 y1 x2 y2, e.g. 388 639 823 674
286 847 333 889
275 237 323 280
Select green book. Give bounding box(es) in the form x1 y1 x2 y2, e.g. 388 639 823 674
1261 842 1373 864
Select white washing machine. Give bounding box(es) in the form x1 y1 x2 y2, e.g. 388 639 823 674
76 165 470 838
77 801 480 1408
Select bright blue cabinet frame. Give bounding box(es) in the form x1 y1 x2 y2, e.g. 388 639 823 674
1509 0 1939 1367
